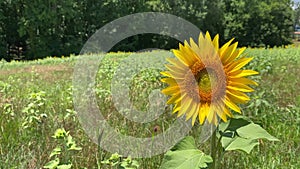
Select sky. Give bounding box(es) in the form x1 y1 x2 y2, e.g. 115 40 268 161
293 0 300 9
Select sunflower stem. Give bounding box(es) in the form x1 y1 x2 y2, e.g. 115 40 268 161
216 134 223 169
210 128 217 169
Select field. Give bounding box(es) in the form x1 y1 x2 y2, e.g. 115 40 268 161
0 47 300 169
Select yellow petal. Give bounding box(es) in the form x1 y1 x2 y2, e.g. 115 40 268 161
221 42 238 63
182 41 199 63
166 57 188 70
162 86 180 95
190 38 201 58
207 104 215 123
161 71 171 77
166 64 185 73
226 90 250 104
219 38 235 57
227 89 250 101
177 95 191 117
167 91 182 104
227 83 254 92
186 101 197 121
198 33 206 48
224 107 233 117
229 77 258 86
215 104 228 122
224 96 241 113
198 103 208 124
161 78 177 85
213 113 218 126
227 57 254 73
177 42 196 64
173 102 181 114
205 31 212 42
191 103 200 126
173 48 190 66
223 47 246 66
163 70 185 79
229 70 259 78
212 34 219 51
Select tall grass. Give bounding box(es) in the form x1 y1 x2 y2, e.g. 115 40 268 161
0 48 299 168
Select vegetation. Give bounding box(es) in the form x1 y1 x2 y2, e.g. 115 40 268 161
0 0 294 60
0 47 299 168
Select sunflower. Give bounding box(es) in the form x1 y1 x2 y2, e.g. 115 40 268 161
161 32 258 126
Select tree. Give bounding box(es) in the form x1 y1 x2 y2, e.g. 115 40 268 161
224 0 294 47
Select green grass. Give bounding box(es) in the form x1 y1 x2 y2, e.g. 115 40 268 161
0 48 299 169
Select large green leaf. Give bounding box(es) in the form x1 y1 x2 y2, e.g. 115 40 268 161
160 149 213 169
237 123 279 141
221 137 259 154
171 136 197 151
160 136 212 169
219 116 279 154
219 116 251 132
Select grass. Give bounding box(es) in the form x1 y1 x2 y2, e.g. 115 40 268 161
0 48 299 169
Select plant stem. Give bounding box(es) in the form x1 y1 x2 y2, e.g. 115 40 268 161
216 135 223 169
210 129 217 169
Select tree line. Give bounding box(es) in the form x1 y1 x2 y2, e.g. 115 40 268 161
0 0 294 60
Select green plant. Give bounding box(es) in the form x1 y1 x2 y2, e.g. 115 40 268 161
0 50 299 168
44 128 82 169
101 153 139 169
22 91 47 129
160 116 279 169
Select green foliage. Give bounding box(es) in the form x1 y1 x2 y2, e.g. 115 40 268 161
101 153 140 169
224 0 294 47
22 91 47 129
44 128 82 169
0 0 295 60
0 50 299 168
219 116 279 154
160 136 213 169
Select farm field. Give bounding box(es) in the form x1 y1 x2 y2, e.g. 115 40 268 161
0 47 300 169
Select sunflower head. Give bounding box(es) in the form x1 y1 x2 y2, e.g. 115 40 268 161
161 32 258 126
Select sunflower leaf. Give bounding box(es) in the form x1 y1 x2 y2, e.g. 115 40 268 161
219 115 251 132
171 136 197 151
160 150 213 169
160 136 212 169
219 116 279 154
237 123 279 141
222 137 259 154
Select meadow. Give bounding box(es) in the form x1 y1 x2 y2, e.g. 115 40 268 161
0 47 299 169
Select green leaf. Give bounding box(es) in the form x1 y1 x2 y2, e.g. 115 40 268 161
237 123 280 141
57 164 72 169
160 149 213 169
50 147 61 158
66 135 82 151
53 128 67 139
219 116 279 154
222 137 259 154
220 116 251 132
68 144 82 151
109 153 122 160
160 136 212 169
171 136 197 151
101 159 110 165
43 158 60 169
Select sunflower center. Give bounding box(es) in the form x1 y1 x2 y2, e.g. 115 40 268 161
183 61 226 103
196 69 218 93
